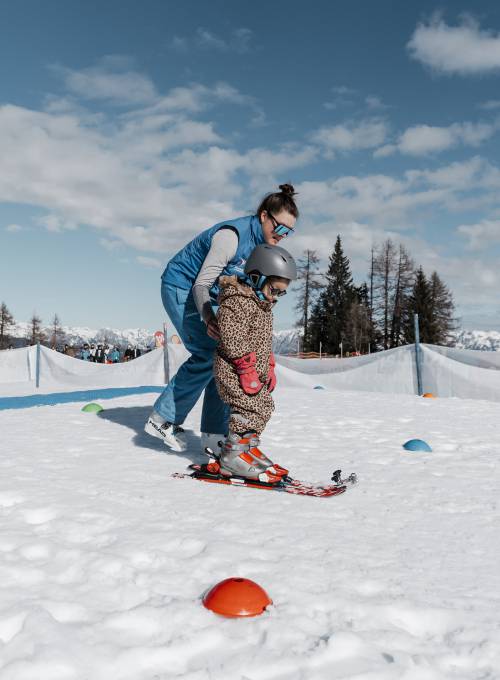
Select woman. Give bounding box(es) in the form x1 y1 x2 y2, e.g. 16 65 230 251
144 184 299 453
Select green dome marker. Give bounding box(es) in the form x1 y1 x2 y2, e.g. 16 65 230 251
81 402 104 413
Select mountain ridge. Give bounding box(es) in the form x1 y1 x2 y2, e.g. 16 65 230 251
5 322 500 352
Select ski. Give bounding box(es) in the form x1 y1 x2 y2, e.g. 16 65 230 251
172 465 357 498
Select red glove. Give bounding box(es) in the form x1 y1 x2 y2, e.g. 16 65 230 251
267 353 276 393
232 352 263 395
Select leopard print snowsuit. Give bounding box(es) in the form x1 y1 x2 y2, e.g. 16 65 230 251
214 275 274 436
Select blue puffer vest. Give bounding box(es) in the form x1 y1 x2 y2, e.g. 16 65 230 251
162 215 265 301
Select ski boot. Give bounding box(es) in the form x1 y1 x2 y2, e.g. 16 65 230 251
217 432 288 484
144 411 187 452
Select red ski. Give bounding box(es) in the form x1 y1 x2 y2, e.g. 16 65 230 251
172 466 357 498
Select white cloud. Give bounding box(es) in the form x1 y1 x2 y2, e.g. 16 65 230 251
406 156 497 190
457 219 500 250
55 57 158 105
99 238 123 251
137 255 162 268
0 86 313 256
5 223 23 232
170 27 254 54
311 119 389 154
378 121 498 156
478 100 500 111
408 16 500 75
128 81 265 125
2 60 500 322
365 96 386 110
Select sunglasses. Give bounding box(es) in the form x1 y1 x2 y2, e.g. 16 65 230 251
268 285 287 298
268 212 294 238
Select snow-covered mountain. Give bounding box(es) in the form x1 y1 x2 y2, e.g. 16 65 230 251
10 322 158 349
273 328 302 355
453 329 500 352
8 322 500 352
9 321 304 352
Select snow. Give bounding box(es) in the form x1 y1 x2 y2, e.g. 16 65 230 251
1 387 499 679
454 329 500 352
10 322 158 350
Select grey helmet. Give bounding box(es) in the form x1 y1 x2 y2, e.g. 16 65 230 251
244 244 297 282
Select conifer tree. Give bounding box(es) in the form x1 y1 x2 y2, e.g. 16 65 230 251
294 250 324 352
323 235 355 354
403 268 435 343
307 292 329 355
429 272 458 345
0 302 15 349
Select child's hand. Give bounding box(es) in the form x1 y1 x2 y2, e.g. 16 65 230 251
267 353 276 392
206 317 220 341
232 352 263 395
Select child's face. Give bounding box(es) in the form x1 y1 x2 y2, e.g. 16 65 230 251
261 277 289 303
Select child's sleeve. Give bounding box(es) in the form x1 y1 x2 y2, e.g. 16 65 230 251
217 296 254 359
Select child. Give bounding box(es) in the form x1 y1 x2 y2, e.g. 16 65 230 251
211 243 296 483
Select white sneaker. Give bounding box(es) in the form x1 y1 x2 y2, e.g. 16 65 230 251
144 411 187 452
200 432 225 456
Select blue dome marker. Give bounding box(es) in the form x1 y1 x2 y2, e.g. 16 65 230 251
403 439 432 452
313 385 325 390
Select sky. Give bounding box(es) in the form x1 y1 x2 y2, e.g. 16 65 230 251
1 0 500 333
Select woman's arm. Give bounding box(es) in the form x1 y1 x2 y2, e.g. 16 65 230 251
192 228 239 326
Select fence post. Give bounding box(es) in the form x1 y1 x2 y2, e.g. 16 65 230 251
414 313 423 396
319 341 322 359
35 341 41 389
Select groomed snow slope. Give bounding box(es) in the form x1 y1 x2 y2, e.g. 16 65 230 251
1 388 499 679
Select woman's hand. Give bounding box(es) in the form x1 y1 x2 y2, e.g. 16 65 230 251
206 316 220 341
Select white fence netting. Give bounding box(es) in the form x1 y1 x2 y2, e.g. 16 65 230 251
420 345 500 402
0 345 36 381
0 346 166 396
2 342 500 402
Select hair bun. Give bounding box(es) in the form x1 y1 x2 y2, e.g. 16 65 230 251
278 183 296 197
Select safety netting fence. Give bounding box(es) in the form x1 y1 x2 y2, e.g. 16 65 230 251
1 342 500 408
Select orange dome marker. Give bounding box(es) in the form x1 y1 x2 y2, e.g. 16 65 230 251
423 392 436 398
203 577 272 617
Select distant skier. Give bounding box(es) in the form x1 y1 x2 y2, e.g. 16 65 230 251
144 184 299 453
80 343 91 361
207 244 296 482
95 344 106 363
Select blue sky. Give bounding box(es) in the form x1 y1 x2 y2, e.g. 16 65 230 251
1 0 500 332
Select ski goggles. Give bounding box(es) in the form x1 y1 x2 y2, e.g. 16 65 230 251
268 212 294 238
268 285 287 298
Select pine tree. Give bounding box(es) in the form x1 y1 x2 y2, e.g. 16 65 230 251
403 268 436 343
307 292 329 355
0 302 15 349
429 272 458 345
27 313 45 345
50 314 65 349
294 250 324 352
323 235 355 354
